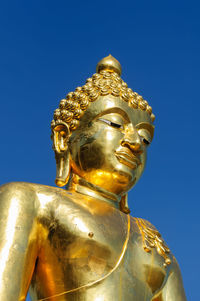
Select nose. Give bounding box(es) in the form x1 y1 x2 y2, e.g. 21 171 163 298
121 139 142 153
121 127 143 153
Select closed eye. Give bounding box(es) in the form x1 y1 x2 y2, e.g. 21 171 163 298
141 138 150 145
98 118 123 129
137 128 152 146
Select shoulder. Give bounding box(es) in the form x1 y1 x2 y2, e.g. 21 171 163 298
0 182 40 214
0 182 78 226
0 181 37 202
130 216 173 268
0 181 48 193
129 217 186 298
0 182 69 213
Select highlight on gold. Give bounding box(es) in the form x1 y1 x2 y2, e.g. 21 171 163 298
0 55 186 300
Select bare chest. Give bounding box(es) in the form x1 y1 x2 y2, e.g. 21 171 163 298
39 202 129 278
29 197 166 300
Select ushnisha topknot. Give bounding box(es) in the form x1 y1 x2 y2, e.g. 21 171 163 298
51 55 155 132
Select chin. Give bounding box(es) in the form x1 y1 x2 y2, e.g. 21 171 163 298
114 164 137 182
114 166 144 193
103 169 138 195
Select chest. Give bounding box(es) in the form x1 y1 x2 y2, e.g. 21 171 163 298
33 201 166 300
40 204 129 274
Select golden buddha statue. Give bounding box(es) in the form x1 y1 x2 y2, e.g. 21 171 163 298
0 55 186 301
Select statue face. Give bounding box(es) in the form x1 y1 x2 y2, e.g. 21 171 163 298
68 96 154 195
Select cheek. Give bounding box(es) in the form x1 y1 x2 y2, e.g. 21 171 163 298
79 142 105 170
142 150 147 166
80 129 122 169
137 151 147 177
69 124 124 172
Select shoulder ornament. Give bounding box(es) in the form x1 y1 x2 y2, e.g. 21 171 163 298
135 218 171 267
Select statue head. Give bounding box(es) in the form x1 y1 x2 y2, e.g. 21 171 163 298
51 55 155 211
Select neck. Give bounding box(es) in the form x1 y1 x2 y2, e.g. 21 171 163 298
68 174 121 210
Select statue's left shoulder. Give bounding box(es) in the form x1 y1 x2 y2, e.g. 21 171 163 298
130 217 187 300
131 217 172 268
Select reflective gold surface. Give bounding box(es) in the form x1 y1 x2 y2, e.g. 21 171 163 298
0 56 186 300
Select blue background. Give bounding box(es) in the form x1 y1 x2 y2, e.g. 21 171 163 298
0 1 199 300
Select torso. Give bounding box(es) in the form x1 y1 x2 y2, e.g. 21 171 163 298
27 184 169 301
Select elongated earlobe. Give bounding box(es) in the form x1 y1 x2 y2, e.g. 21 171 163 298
120 194 130 214
52 123 71 187
55 152 70 187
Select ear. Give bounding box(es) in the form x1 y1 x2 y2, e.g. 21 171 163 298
52 123 71 187
120 194 130 214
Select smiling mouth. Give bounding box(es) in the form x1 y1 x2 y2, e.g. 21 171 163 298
115 151 141 169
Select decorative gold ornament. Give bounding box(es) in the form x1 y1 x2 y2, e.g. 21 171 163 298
135 218 171 267
51 55 155 133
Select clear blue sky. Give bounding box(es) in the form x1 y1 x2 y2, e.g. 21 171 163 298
0 1 199 300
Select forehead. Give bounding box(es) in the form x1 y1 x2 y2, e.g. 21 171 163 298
81 95 153 126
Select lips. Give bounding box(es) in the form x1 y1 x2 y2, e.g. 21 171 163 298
115 149 141 169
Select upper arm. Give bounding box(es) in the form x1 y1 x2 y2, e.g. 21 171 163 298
162 257 186 301
152 256 187 301
0 182 39 300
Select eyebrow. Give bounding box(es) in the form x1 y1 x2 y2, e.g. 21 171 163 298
135 122 155 139
95 108 130 122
